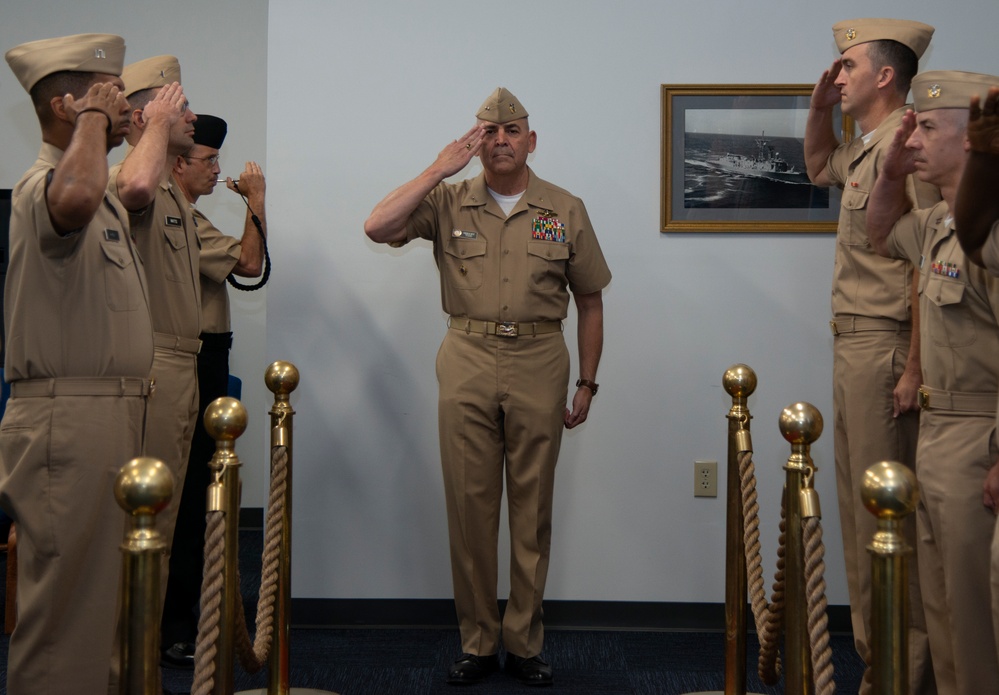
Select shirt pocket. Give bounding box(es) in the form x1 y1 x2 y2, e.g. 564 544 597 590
527 240 569 291
923 276 976 348
163 225 189 283
839 187 869 247
443 237 486 290
100 240 141 312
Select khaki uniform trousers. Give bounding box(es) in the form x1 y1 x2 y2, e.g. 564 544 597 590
436 329 569 658
0 391 146 695
145 342 200 609
916 406 999 695
832 326 932 694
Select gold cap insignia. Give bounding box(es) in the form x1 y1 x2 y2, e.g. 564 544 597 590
845 28 857 41
927 84 941 98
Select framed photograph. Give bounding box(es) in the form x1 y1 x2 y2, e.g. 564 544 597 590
661 84 854 233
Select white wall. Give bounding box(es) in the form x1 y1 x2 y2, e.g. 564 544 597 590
0 0 270 506
4 0 998 609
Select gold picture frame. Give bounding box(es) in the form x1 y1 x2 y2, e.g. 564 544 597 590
661 84 854 233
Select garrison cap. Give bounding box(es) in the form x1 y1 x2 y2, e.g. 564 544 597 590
833 18 934 59
122 54 180 97
5 33 125 93
192 114 227 149
476 87 529 124
912 70 999 111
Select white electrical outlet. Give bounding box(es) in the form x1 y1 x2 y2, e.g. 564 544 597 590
694 460 718 498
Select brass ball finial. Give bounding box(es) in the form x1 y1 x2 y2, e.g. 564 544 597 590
265 360 300 396
723 364 757 399
779 402 824 445
115 457 173 516
861 461 919 520
203 396 248 442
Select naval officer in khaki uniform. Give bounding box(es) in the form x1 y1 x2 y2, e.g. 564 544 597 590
365 88 610 687
1 33 153 694
950 82 999 670
803 18 937 692
161 113 266 666
867 70 999 695
108 55 201 612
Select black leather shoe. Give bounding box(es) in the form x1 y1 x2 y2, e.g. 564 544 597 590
505 653 553 686
161 641 196 669
447 653 499 685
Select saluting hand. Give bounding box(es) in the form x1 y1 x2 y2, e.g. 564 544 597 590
432 124 486 179
968 86 999 155
140 82 188 128
810 60 843 110
881 110 919 182
63 80 123 129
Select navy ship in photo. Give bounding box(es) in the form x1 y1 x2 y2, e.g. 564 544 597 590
711 131 809 183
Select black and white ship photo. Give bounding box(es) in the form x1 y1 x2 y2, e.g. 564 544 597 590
683 109 830 211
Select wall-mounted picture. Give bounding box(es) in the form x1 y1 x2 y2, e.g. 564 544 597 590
661 84 853 233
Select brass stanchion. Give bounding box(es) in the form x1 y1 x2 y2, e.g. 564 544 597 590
206 395 248 695
239 361 335 695
862 461 918 695
686 364 764 695
116 456 174 695
778 402 823 695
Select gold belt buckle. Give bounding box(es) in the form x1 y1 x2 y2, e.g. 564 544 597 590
918 387 930 410
829 320 839 336
495 321 518 338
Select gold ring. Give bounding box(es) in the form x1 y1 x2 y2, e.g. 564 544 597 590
465 143 471 150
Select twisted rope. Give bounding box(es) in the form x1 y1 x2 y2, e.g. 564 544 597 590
739 449 784 684
191 510 225 695
803 516 835 695
234 444 288 671
188 442 290 691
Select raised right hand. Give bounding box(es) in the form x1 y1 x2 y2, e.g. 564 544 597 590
431 124 486 179
968 86 999 155
880 110 919 182
63 80 123 129
810 60 843 110
139 82 188 128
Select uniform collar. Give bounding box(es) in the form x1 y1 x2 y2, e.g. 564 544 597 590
461 168 558 217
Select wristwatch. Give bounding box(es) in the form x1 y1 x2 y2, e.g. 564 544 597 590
575 379 599 396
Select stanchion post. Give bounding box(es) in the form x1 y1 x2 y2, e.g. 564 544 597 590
862 461 917 695
204 396 249 695
723 365 756 695
116 457 174 695
778 403 823 695
266 360 299 695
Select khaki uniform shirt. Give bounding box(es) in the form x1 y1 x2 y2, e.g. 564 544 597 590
108 166 201 339
886 201 999 392
826 106 941 320
194 208 240 333
401 169 611 320
4 143 153 379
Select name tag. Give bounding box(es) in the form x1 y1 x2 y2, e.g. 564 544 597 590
165 215 182 227
103 229 120 242
451 229 477 239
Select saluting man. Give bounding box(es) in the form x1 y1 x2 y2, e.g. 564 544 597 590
365 87 610 687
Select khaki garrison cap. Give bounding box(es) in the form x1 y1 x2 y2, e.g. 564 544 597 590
833 18 934 59
5 33 125 94
912 70 999 111
122 54 180 97
476 87 529 124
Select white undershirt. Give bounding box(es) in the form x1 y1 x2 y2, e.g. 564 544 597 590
488 187 524 217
